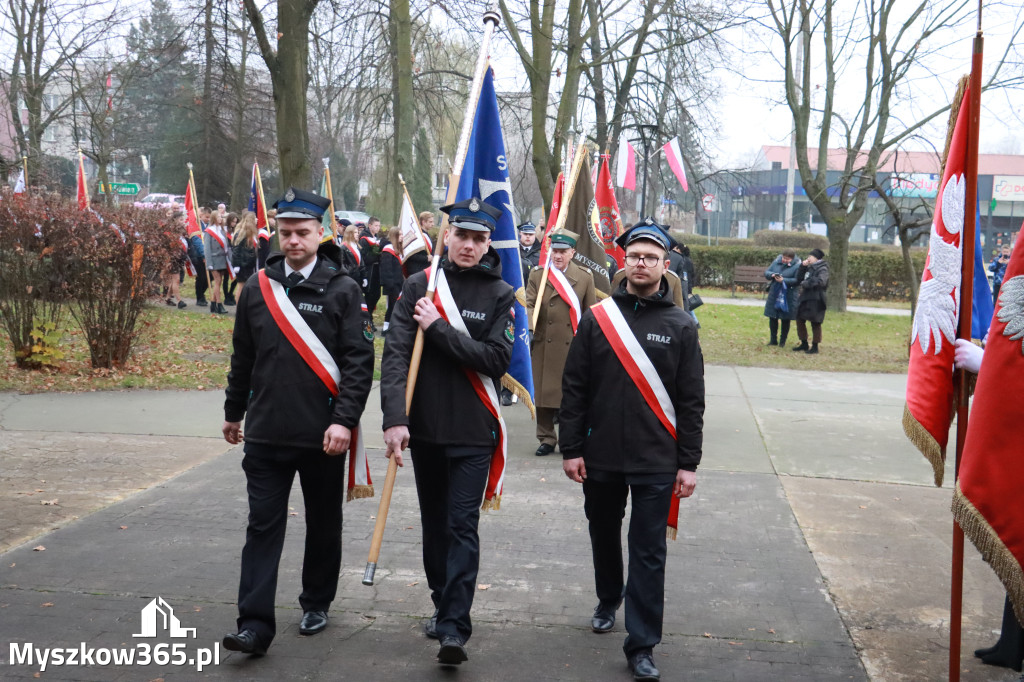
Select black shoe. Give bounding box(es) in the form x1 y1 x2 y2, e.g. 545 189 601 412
424 609 439 639
977 596 1024 671
767 338 778 346
437 634 468 665
792 341 809 352
196 298 208 306
177 300 187 309
210 302 217 314
628 650 660 680
224 295 236 306
500 391 513 406
299 610 328 635
535 443 555 457
591 598 621 633
222 629 266 655
806 344 819 354
217 302 229 315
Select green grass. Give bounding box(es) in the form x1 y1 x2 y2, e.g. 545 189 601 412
0 303 235 393
697 303 910 373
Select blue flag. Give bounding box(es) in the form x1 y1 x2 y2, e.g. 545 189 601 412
455 68 535 413
971 200 993 341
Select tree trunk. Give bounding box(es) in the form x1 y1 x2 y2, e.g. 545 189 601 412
900 231 919 319
586 0 607 153
200 0 214 200
390 0 413 222
271 0 312 189
825 221 851 311
229 27 250 210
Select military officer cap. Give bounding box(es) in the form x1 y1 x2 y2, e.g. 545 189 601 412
615 217 676 252
518 222 537 234
440 197 502 232
549 228 579 250
273 187 331 220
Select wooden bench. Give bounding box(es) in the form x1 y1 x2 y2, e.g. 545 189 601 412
732 265 767 297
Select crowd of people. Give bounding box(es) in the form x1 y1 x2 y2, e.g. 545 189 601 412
214 186 706 681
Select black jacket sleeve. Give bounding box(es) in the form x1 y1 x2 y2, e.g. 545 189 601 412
674 324 705 471
422 285 515 378
379 277 421 430
330 278 376 429
224 284 255 422
558 313 594 459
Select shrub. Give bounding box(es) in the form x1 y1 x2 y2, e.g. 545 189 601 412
49 205 172 368
0 192 69 368
751 230 829 250
690 243 927 299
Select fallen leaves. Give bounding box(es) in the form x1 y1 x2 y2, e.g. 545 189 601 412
41 602 53 607
32 545 45 552
40 499 59 506
407 581 419 587
477 584 491 591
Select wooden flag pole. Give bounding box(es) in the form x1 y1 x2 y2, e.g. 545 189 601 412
363 7 501 587
531 142 588 330
949 14 984 681
322 158 338 241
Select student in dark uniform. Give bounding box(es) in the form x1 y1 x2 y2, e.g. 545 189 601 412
359 217 383 325
518 221 541 283
380 197 515 666
220 187 375 656
560 222 705 681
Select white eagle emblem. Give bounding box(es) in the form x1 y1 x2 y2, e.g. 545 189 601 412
911 174 965 355
998 275 1024 353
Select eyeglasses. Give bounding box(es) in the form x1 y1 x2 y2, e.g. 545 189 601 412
624 254 663 267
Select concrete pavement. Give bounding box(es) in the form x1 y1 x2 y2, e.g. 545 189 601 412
0 367 1014 681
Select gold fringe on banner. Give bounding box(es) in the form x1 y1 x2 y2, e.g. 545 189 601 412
902 404 946 487
481 494 501 511
666 526 677 541
501 374 536 419
952 485 1024 626
515 286 527 308
347 485 374 502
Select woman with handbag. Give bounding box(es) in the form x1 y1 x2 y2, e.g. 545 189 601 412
763 248 801 346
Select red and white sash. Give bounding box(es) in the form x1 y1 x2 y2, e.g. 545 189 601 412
180 236 197 277
206 224 236 280
382 243 398 259
343 242 361 266
433 268 507 509
257 270 372 499
591 297 682 538
548 266 582 334
258 227 273 242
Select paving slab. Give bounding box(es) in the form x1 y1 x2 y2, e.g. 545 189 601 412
0 421 865 681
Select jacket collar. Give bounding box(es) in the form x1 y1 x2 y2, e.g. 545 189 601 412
611 275 674 308
441 246 504 280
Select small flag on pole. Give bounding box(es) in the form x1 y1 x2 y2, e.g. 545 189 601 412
615 136 637 190
248 162 271 240
76 151 89 210
13 168 25 194
184 165 201 236
397 183 428 263
594 154 625 268
662 137 689 193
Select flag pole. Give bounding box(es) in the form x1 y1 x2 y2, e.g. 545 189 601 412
397 172 432 257
950 9 983 681
531 142 588 330
363 7 501 587
322 158 338 240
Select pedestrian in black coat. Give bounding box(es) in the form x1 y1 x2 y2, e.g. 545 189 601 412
792 248 829 354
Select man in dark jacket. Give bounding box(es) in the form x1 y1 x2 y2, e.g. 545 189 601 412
220 188 375 655
518 221 541 283
359 217 383 324
560 222 705 682
792 248 830 354
380 197 515 666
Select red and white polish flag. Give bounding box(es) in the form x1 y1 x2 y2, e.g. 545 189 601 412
662 137 689 193
615 136 636 191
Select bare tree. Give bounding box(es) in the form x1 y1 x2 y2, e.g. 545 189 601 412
243 0 320 189
1 0 123 180
763 0 1024 311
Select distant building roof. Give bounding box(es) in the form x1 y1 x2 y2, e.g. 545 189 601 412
759 145 1024 176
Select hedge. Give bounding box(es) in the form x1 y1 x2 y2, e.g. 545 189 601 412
689 243 927 300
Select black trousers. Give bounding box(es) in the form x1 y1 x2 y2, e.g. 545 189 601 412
364 264 381 313
236 444 345 646
411 444 491 642
194 258 208 300
584 475 673 657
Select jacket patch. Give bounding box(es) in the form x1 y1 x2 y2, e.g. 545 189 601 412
462 310 486 321
647 333 672 344
298 302 323 313
363 321 375 341
504 318 515 342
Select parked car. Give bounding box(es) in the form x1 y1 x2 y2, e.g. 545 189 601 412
334 210 371 225
135 193 186 209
